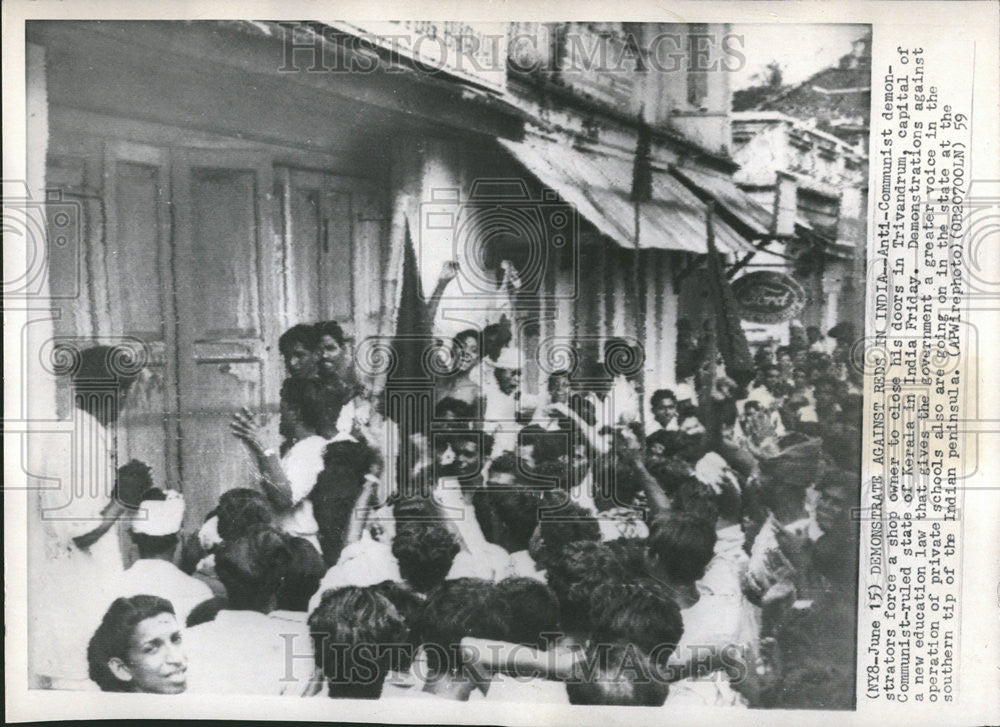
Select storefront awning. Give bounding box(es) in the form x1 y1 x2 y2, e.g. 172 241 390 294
670 165 777 240
498 135 755 255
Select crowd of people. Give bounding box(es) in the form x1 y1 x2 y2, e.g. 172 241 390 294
37 287 863 710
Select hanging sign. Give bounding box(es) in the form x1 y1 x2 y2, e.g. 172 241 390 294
731 271 807 323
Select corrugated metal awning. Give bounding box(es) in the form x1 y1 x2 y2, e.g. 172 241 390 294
670 165 777 239
498 135 755 255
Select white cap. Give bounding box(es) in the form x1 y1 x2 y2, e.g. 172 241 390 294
132 490 185 536
493 346 520 370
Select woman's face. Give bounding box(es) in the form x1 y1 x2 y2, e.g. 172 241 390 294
456 335 480 373
112 613 187 694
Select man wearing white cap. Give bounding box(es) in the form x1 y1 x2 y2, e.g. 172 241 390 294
116 488 213 627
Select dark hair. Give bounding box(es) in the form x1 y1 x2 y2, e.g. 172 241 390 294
646 455 694 498
278 323 318 358
520 428 569 467
308 586 408 699
589 579 684 669
482 322 511 362
70 345 145 420
650 389 677 409
646 429 676 454
434 397 476 422
603 538 650 581
412 578 509 676
276 536 325 611
671 476 721 522
215 488 275 542
130 487 179 558
315 320 345 347
677 402 700 424
566 642 668 706
477 486 548 553
186 596 228 628
391 488 438 522
369 580 425 627
595 456 643 511
488 451 519 477
88 595 176 692
647 512 717 584
131 532 180 560
391 521 460 594
312 440 374 567
544 540 624 633
546 369 570 389
528 502 601 572
452 328 480 349
214 524 291 610
496 577 560 649
284 377 346 434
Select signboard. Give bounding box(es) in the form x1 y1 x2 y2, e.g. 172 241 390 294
329 20 509 92
731 270 807 323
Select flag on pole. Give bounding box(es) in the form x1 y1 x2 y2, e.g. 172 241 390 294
705 204 755 387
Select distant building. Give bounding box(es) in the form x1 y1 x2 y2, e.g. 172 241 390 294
734 34 871 152
731 109 868 342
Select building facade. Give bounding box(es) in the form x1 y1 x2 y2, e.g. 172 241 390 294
30 20 776 529
731 110 868 343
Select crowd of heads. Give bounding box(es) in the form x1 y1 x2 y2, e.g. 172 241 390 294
85 317 863 709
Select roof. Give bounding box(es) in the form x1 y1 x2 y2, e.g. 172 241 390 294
498 134 755 255
669 165 777 239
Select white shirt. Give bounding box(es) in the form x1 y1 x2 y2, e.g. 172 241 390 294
435 479 510 581
671 524 753 669
504 550 546 582
31 408 125 686
277 435 330 548
645 418 679 437
115 558 215 626
608 375 641 427
738 387 786 438
483 389 521 455
309 531 401 613
184 609 319 696
666 672 748 707
476 674 570 704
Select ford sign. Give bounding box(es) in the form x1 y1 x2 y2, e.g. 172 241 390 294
730 271 807 324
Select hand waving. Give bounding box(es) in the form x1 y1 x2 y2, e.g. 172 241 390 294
230 407 266 454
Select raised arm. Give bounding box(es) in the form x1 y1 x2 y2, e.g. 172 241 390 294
342 474 380 547
615 427 671 517
73 459 152 550
426 260 459 325
230 407 295 511
460 637 583 681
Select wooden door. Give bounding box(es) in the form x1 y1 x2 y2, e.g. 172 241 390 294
275 168 387 363
171 150 279 528
102 141 179 490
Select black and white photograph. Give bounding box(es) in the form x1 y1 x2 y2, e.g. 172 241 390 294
6 6 994 722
